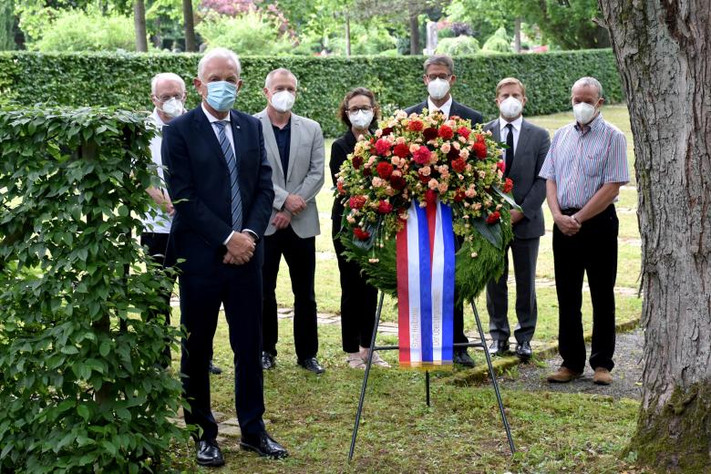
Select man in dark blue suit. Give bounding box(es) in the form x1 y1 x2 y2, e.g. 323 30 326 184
405 54 484 368
162 47 287 466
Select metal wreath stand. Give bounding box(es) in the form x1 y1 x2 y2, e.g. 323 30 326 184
348 291 516 461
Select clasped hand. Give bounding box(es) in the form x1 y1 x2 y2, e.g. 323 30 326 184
555 214 581 236
224 232 256 265
284 194 306 215
272 210 291 230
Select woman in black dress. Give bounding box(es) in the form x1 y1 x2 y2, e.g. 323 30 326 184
331 88 389 368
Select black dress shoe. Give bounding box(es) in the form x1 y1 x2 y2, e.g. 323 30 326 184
196 439 225 467
208 360 222 375
452 349 475 367
262 351 276 370
297 357 325 374
488 340 510 356
516 341 533 361
240 431 289 459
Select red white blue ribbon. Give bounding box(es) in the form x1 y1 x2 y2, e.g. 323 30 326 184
396 200 455 367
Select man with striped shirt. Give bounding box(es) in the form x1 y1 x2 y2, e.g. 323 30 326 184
539 77 629 386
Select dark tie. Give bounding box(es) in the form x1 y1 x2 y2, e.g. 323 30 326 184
214 121 243 231
504 123 514 177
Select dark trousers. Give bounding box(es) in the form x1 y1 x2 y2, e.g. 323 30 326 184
553 205 618 373
180 253 266 441
262 226 318 361
140 232 174 366
486 236 540 344
332 226 378 353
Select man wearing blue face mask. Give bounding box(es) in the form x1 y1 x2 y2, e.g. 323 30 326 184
404 54 484 368
539 77 629 386
161 48 287 466
254 68 326 375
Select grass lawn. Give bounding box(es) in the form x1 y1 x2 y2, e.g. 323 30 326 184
168 104 645 472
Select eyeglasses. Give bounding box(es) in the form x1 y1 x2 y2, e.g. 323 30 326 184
426 74 451 81
347 106 373 113
155 94 183 103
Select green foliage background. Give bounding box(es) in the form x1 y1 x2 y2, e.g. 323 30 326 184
0 50 622 137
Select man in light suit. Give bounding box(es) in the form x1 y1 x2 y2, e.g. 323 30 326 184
485 77 550 361
405 54 483 368
255 68 326 374
162 48 287 466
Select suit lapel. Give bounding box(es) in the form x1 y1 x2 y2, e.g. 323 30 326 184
286 115 302 182
515 119 531 160
257 111 284 181
196 108 229 175
229 110 244 175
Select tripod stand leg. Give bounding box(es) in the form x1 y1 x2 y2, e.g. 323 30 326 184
470 300 516 455
348 292 385 462
425 370 431 407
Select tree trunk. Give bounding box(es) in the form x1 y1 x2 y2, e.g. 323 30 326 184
133 0 148 52
514 17 521 53
183 0 197 52
345 14 351 57
598 0 711 471
408 1 420 55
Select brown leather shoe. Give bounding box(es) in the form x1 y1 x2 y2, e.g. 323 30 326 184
546 366 582 383
593 367 612 385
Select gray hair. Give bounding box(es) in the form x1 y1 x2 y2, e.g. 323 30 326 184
572 77 604 99
151 72 186 95
264 68 298 89
197 47 242 80
423 54 454 75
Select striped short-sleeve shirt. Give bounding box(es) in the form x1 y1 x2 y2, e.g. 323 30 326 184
539 113 629 209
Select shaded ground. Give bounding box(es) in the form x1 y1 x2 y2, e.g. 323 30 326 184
497 327 644 400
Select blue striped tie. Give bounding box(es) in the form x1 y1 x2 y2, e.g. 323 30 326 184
214 121 243 231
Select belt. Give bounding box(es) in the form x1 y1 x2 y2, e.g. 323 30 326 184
560 208 581 216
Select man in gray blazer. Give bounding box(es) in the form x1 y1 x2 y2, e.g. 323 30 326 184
485 77 550 361
255 68 326 374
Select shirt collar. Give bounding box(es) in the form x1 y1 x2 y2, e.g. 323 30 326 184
151 108 166 127
201 103 231 124
575 112 603 134
428 95 453 116
499 115 523 132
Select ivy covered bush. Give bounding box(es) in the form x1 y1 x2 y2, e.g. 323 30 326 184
0 50 623 137
0 107 187 472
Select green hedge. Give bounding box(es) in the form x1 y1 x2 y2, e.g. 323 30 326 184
0 50 622 137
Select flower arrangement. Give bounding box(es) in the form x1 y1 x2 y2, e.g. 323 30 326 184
335 110 517 302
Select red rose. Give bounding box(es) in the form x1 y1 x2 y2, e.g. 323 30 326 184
363 167 372 177
447 147 460 160
381 127 393 136
473 141 488 159
393 143 410 158
349 195 366 210
353 227 371 240
352 155 363 169
475 134 484 142
496 161 506 173
408 120 424 132
457 127 471 139
423 127 438 141
337 181 346 194
377 200 394 214
413 146 432 165
374 138 391 156
453 188 466 202
376 162 394 179
438 125 454 140
451 158 466 173
425 189 437 204
390 174 407 190
503 177 514 193
486 211 501 224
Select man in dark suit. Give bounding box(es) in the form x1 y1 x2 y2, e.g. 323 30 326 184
162 47 287 466
405 54 483 367
485 77 550 361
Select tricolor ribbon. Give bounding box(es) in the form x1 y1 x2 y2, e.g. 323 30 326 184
396 199 455 368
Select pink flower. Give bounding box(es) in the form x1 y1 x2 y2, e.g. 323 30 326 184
413 146 432 165
374 138 391 156
377 200 394 214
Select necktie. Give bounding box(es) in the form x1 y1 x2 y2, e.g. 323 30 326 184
504 123 514 177
214 121 243 231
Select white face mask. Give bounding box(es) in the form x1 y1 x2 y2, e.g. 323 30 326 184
349 110 374 129
499 97 523 120
161 97 184 119
427 78 450 100
573 102 597 125
270 90 296 113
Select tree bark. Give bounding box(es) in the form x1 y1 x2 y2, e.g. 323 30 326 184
598 0 711 471
408 0 420 55
133 0 148 52
183 0 197 52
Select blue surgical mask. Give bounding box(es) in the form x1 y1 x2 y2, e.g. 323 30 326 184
206 81 237 112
